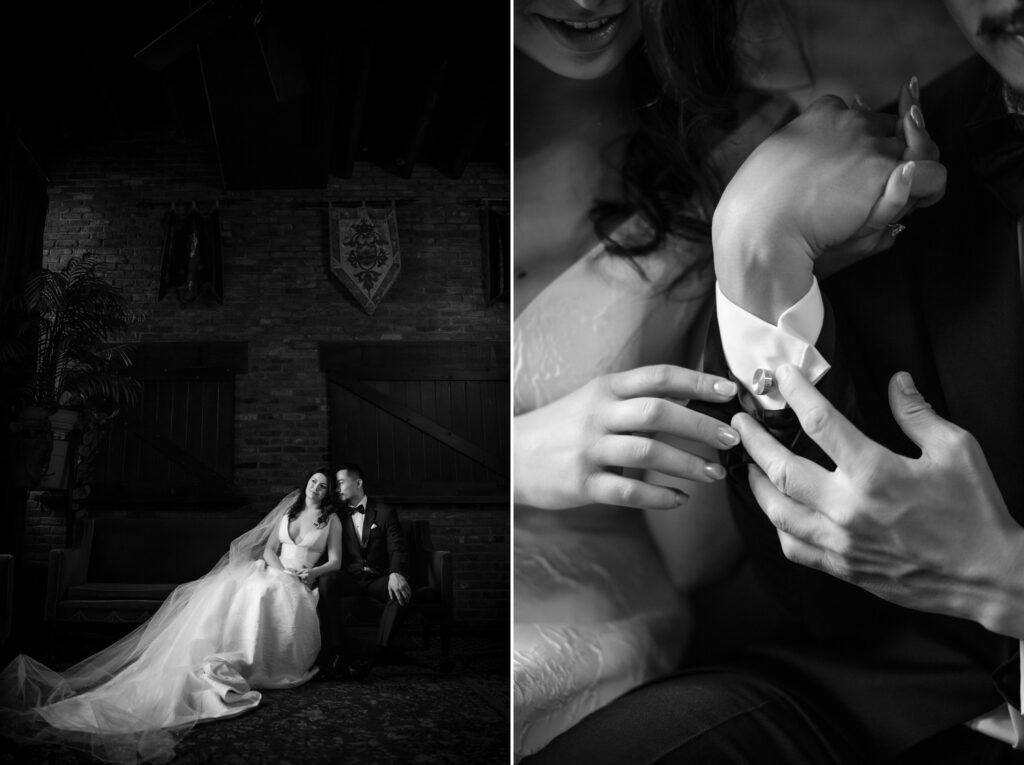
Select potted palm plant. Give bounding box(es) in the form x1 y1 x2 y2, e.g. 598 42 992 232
4 254 143 490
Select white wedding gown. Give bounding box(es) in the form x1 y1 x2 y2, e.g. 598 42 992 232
1 496 331 764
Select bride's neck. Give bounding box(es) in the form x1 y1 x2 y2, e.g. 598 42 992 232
514 50 633 160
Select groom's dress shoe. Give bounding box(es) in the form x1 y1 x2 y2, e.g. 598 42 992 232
347 660 373 682
314 655 341 681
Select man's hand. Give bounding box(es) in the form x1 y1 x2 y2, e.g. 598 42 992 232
713 78 945 325
733 364 1024 639
388 572 412 606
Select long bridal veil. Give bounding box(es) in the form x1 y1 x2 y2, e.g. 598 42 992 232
0 490 302 764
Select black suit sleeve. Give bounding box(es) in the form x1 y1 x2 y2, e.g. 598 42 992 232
382 504 408 577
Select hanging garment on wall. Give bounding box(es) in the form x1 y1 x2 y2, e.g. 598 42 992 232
158 207 223 304
328 203 401 315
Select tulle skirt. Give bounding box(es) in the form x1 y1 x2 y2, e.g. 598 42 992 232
1 560 320 764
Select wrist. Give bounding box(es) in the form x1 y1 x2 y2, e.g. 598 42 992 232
978 530 1024 639
713 207 815 325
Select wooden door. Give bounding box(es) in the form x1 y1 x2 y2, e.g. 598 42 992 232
89 342 246 504
320 341 508 502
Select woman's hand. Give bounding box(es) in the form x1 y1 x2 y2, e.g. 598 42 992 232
514 365 740 511
816 77 945 277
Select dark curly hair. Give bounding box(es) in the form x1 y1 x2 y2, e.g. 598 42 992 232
286 468 334 528
591 0 745 261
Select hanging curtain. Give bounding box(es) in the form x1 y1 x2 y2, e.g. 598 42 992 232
158 207 223 304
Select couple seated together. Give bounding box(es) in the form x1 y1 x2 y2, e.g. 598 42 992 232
0 464 413 763
515 0 1024 763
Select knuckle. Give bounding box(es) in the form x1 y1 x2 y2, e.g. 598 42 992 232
822 553 851 581
765 459 793 496
629 438 653 463
692 371 710 395
777 532 799 560
800 405 832 439
646 365 673 389
616 481 639 506
636 398 663 428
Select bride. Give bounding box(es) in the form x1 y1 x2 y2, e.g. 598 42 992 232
0 469 342 764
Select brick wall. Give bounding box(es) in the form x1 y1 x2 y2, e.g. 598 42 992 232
25 130 509 629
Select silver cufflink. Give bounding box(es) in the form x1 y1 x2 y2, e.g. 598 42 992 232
752 368 775 396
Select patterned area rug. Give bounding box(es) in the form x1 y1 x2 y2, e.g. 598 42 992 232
0 635 508 764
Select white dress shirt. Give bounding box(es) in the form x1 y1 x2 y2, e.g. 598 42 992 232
348 496 369 540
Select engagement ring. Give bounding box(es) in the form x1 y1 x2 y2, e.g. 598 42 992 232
887 222 907 238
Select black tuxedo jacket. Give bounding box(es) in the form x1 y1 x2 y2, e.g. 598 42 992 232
705 56 1021 757
338 497 407 579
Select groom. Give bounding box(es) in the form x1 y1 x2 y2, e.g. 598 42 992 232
316 463 413 681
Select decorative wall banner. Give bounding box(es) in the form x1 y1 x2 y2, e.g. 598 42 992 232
329 203 401 315
158 205 223 305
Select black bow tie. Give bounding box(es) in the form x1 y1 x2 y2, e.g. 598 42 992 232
348 505 365 515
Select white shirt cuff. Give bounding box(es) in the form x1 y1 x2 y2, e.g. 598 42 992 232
967 641 1024 748
715 280 831 410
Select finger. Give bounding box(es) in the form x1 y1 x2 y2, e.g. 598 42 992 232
808 93 850 111
887 372 952 460
748 463 819 536
584 471 688 510
608 365 737 403
731 412 829 504
749 464 851 555
862 161 915 234
774 530 852 582
774 364 876 469
903 106 939 162
593 434 726 483
905 160 946 208
897 76 917 123
852 94 873 112
602 397 741 450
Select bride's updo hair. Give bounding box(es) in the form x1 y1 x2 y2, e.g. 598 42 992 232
592 0 748 259
287 468 333 528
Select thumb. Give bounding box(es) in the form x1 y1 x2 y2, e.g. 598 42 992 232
887 371 947 456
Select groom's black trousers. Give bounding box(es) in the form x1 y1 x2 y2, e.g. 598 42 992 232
317 570 409 657
523 659 1024 765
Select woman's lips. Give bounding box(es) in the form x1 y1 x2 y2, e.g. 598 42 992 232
536 13 624 54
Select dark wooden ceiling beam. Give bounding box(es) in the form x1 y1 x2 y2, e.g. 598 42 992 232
448 87 497 179
339 39 373 179
396 52 451 179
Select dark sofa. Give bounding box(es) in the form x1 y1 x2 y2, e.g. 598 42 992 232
45 513 454 664
45 511 257 643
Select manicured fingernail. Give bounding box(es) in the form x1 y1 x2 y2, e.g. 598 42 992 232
713 379 737 397
901 161 916 184
896 372 917 395
717 426 740 446
909 75 919 101
775 364 792 382
910 104 925 129
704 463 726 481
674 491 688 506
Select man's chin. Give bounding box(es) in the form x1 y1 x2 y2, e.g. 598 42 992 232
983 44 1024 96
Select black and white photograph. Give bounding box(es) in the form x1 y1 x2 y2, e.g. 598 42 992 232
0 3 509 763
513 0 1024 763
